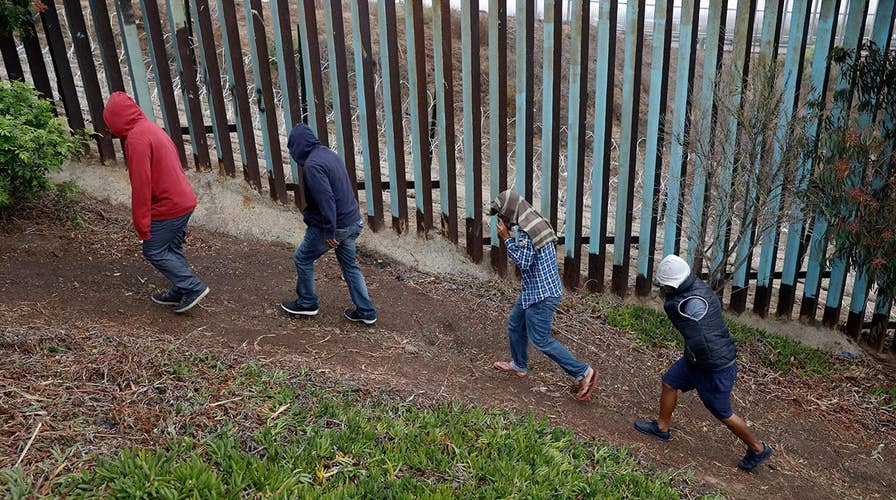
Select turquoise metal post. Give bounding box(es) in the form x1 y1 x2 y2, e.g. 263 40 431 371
379 0 409 232
351 0 378 223
730 0 782 313
432 0 459 243
406 0 433 233
114 0 154 120
779 0 841 318
323 0 349 163
843 0 895 334
870 297 893 346
821 260 850 325
754 0 813 317
805 0 870 327
588 0 617 293
847 277 871 334
685 0 727 269
514 0 531 200
661 0 699 259
356 0 387 227
611 0 646 296
635 0 673 296
324 0 359 190
707 0 756 295
271 0 300 183
563 0 590 289
540 0 559 226
296 0 322 140
244 0 275 176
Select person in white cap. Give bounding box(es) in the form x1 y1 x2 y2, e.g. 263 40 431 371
634 254 772 471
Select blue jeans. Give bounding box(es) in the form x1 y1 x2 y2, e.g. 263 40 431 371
507 295 589 380
294 220 377 319
142 211 205 294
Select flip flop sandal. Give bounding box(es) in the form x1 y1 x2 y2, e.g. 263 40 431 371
575 368 599 401
493 361 527 378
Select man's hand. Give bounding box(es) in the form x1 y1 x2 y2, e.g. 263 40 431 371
326 238 339 249
496 219 511 241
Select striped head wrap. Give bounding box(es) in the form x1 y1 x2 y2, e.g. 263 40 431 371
488 189 558 250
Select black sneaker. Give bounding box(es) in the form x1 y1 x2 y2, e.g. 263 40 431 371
738 443 772 471
634 420 671 442
173 286 210 313
344 308 377 325
151 290 182 306
281 300 319 316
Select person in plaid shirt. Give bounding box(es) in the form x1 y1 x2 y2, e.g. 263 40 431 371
489 190 598 401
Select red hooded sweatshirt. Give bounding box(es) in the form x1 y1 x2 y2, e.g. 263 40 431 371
103 92 196 240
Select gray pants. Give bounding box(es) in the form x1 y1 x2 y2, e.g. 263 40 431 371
141 211 205 294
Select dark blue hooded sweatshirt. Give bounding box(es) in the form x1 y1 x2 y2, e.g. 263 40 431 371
287 124 360 238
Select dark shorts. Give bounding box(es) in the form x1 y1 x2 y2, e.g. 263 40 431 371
662 358 737 420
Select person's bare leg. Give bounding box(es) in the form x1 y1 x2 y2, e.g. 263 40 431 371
657 382 678 432
721 414 764 452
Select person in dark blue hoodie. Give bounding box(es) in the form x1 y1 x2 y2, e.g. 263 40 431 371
280 124 378 324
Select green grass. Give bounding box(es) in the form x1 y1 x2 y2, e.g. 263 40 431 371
37 362 685 499
591 299 840 377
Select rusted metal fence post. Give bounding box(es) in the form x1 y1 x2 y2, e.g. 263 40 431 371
586 0 617 293
406 0 434 235
378 0 409 233
245 0 288 202
432 0 459 244
563 0 591 290
461 0 483 262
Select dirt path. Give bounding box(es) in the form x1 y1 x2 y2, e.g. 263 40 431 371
1 198 894 499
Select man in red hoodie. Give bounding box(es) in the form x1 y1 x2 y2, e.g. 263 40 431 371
103 92 209 313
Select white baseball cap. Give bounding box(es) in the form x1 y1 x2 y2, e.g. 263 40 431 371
653 254 691 288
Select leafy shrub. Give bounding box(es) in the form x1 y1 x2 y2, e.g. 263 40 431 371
803 42 896 302
0 0 45 33
0 80 84 208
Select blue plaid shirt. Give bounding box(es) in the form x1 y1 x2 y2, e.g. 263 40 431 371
504 229 563 309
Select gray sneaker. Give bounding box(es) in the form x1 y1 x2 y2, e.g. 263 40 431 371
173 287 209 313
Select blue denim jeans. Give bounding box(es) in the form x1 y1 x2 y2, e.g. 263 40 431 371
294 220 377 319
142 211 205 294
507 295 589 380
